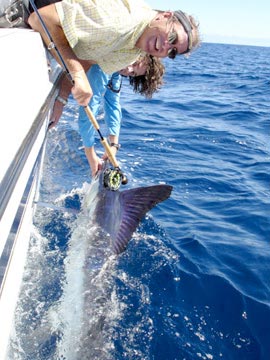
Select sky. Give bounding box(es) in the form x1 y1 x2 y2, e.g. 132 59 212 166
146 0 270 47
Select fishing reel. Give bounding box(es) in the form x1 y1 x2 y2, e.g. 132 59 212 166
103 168 128 191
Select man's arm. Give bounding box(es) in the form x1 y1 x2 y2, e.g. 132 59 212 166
28 4 92 106
49 61 94 127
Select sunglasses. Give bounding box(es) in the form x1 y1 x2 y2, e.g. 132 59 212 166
167 12 194 59
167 27 178 59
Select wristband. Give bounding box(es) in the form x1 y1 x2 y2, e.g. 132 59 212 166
110 143 121 151
56 95 68 106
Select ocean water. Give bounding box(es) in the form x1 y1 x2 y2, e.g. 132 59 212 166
8 43 270 360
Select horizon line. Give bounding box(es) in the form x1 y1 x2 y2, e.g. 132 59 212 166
203 34 270 48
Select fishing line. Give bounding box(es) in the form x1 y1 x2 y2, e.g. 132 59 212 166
28 0 71 80
28 0 128 188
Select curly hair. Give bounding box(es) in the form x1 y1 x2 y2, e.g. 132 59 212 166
129 55 165 99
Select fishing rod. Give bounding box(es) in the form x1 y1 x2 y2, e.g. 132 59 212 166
29 0 128 190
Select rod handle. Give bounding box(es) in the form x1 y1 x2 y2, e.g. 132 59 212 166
84 106 119 168
84 105 100 130
100 138 119 168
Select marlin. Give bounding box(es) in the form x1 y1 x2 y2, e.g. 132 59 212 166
83 161 173 254
54 162 173 358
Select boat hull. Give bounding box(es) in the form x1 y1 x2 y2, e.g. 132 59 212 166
0 28 62 359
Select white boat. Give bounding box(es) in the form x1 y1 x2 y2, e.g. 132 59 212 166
0 27 62 359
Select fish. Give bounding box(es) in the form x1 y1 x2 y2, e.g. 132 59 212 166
54 161 173 359
83 161 173 254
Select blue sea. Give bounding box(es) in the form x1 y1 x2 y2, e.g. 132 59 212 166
8 43 270 360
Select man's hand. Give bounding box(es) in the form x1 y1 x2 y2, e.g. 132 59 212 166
71 70 93 106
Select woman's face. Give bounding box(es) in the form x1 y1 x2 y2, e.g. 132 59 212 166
119 58 148 77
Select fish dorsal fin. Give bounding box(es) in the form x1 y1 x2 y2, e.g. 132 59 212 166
112 184 172 254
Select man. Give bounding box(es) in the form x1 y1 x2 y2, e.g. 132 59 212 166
51 55 165 176
28 0 200 107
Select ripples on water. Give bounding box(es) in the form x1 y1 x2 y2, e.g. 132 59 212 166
8 43 270 359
